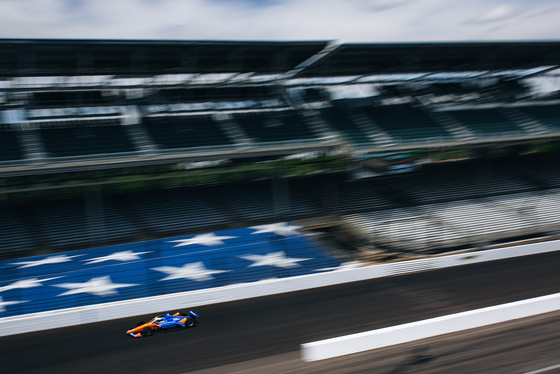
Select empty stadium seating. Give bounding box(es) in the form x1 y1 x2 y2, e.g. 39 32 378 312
444 108 525 137
344 188 560 253
2 40 560 264
0 130 24 162
361 104 452 143
30 90 114 108
517 104 560 131
0 207 34 257
34 197 89 248
232 110 317 143
2 153 558 258
143 115 233 150
317 106 373 146
158 86 278 103
3 91 559 165
379 162 535 205
38 119 136 158
122 187 229 235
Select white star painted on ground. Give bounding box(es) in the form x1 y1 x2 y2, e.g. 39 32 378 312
239 251 311 268
250 222 301 236
54 276 138 297
83 250 151 264
11 254 82 269
168 233 237 247
0 277 62 293
0 297 28 312
152 262 229 282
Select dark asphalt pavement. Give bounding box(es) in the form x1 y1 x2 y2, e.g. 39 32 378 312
2 251 560 374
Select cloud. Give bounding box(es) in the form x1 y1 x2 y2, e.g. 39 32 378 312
474 4 517 23
350 0 409 12
0 0 558 42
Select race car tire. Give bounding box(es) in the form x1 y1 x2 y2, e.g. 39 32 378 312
142 327 154 337
136 321 145 327
186 318 195 327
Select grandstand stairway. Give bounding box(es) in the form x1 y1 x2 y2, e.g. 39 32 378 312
349 111 394 147
362 104 453 144
214 113 254 147
300 109 341 141
17 127 47 161
444 107 525 137
429 110 476 141
501 107 549 135
121 115 159 154
516 104 560 132
318 106 373 146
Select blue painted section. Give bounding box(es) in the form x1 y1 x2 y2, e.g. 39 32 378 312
0 223 341 317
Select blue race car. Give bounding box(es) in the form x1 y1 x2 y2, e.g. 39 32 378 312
127 311 199 338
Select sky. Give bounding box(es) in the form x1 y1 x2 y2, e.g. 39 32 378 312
0 0 559 42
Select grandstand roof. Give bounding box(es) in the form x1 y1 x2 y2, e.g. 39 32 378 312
298 41 560 77
300 42 560 77
2 39 560 78
0 39 328 77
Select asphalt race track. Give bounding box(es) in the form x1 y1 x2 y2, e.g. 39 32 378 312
188 309 560 374
2 251 560 374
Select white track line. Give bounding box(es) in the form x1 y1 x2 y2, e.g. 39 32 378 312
524 363 560 374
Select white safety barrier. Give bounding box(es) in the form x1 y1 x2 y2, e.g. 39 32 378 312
301 292 560 361
1 238 559 337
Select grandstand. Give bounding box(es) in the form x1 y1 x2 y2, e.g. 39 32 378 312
2 39 560 261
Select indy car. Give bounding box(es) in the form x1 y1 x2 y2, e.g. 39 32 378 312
126 311 199 338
